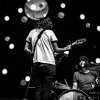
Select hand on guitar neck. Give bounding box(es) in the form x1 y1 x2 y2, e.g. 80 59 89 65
65 44 72 51
65 38 86 51
54 38 86 56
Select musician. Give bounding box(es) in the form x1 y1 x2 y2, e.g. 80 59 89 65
72 56 98 95
24 17 71 100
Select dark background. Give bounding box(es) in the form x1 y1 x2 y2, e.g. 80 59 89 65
0 0 100 99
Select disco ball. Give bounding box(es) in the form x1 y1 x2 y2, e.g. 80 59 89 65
24 0 49 20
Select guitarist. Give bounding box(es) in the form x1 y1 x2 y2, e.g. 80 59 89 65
24 17 71 100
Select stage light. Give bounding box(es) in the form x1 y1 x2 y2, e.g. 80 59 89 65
2 68 8 75
9 43 15 49
4 16 10 21
80 14 85 20
58 12 65 19
24 0 49 20
20 79 27 86
60 3 66 9
86 23 91 28
25 76 30 82
95 58 100 64
21 16 28 23
97 25 100 32
5 36 10 42
18 8 23 13
27 0 31 2
30 4 37 10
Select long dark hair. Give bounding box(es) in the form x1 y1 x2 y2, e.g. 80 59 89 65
76 56 90 70
80 56 90 67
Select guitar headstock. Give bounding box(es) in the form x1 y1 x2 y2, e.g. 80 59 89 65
72 38 86 46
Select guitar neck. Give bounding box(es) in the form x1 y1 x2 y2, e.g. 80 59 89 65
71 42 76 46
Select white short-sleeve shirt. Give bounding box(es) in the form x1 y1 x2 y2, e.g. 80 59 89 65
26 29 58 65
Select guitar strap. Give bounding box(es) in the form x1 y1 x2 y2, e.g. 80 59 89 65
24 29 45 99
33 29 45 53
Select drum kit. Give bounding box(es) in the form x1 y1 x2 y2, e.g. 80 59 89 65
51 75 100 100
50 64 100 100
51 80 91 100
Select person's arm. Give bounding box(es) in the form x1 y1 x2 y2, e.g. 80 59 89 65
52 41 71 53
24 42 33 55
72 72 78 89
72 82 78 89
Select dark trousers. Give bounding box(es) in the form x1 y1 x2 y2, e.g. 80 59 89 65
30 62 56 100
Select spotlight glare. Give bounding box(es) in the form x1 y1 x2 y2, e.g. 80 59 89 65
4 16 10 21
5 36 10 42
30 4 36 10
9 43 15 49
58 12 65 19
18 8 23 13
25 76 30 82
2 68 8 75
21 16 28 23
97 25 100 31
20 79 27 86
27 0 31 2
86 23 91 28
95 58 100 64
60 3 66 9
80 14 85 20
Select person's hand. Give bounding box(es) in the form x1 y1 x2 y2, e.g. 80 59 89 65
54 52 60 56
26 50 34 56
65 44 72 50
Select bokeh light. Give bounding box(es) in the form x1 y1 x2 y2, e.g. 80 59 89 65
25 76 30 82
86 23 91 28
27 0 31 2
95 58 100 64
58 12 65 19
4 16 10 21
60 3 66 9
20 79 27 86
2 68 8 75
21 16 28 23
97 25 100 32
30 4 37 10
9 43 15 49
18 8 23 13
80 14 85 20
5 36 10 42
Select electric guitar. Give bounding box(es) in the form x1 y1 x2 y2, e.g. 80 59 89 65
69 38 86 46
55 38 86 64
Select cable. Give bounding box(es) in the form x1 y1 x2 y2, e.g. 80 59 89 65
23 66 33 100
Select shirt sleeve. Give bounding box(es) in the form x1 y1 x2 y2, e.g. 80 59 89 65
73 72 78 82
50 30 58 42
